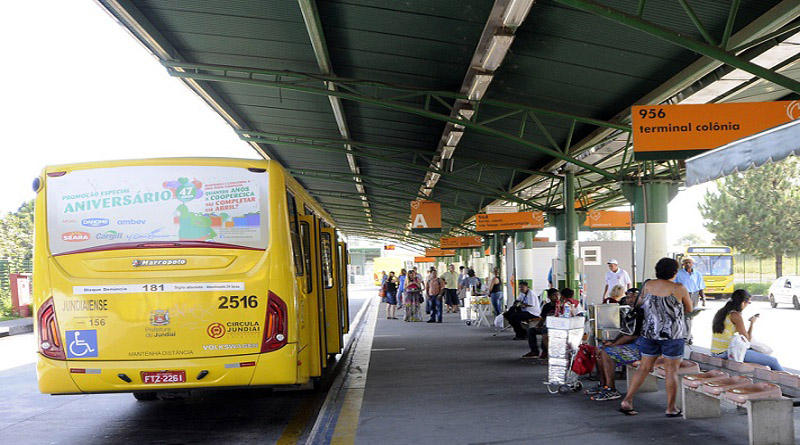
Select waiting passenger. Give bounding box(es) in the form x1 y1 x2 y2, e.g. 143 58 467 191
603 284 625 304
555 288 580 316
522 288 559 358
587 288 643 401
426 269 445 323
385 271 398 320
505 280 541 340
710 289 784 371
489 267 503 316
397 268 407 309
441 264 459 314
619 257 691 417
403 270 423 322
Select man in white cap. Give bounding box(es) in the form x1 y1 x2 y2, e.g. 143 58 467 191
602 259 632 301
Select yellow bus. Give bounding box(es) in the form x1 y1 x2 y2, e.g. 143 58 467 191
682 246 735 299
33 158 349 400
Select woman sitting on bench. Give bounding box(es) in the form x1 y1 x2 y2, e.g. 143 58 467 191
710 289 785 371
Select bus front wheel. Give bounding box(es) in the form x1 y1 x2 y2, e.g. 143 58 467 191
133 391 158 401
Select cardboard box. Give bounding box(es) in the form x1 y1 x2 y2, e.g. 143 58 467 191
546 316 585 330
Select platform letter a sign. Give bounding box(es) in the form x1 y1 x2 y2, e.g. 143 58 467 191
410 200 441 233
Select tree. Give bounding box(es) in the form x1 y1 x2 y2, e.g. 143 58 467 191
675 233 707 247
699 157 800 278
0 199 35 271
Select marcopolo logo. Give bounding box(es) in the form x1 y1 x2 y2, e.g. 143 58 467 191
96 230 123 240
62 231 90 242
132 259 187 267
81 218 109 228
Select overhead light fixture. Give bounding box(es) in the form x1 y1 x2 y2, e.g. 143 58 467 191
468 73 493 100
480 33 514 71
430 172 441 182
446 130 464 146
457 104 475 121
441 145 456 159
502 0 535 28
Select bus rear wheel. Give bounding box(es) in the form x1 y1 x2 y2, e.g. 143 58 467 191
133 391 158 401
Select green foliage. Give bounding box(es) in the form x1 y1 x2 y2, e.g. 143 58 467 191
734 282 771 297
700 158 800 278
0 200 35 316
676 233 707 246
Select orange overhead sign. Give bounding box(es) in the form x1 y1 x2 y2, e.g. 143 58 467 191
632 101 800 160
440 236 483 249
410 200 441 233
475 211 545 232
583 210 631 229
414 257 435 263
533 237 549 242
425 248 456 257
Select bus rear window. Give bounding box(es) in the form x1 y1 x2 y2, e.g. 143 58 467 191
46 165 269 255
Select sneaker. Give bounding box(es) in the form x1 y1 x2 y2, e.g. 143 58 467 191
522 352 538 358
584 384 604 395
592 388 622 401
427 320 436 323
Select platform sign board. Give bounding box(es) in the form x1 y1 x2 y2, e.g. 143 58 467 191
475 211 545 232
410 200 441 233
486 205 518 214
583 210 631 229
533 237 549 242
440 236 483 249
414 256 435 263
425 248 456 257
632 101 800 160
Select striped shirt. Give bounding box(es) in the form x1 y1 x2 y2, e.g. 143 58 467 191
711 314 737 354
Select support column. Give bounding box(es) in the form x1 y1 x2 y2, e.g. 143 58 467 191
514 231 538 291
621 182 679 283
553 211 579 290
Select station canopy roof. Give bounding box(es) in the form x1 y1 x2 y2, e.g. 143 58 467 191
98 0 800 250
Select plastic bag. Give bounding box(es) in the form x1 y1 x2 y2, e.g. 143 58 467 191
727 333 750 362
494 314 505 329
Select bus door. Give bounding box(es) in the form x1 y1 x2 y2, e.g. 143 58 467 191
319 225 343 356
299 215 327 374
338 241 350 335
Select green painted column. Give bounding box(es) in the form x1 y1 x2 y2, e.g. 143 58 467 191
621 182 679 283
515 231 538 291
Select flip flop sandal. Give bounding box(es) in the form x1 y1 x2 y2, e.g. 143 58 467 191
618 407 638 416
666 410 683 418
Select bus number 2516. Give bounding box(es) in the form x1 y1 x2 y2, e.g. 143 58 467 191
218 295 258 309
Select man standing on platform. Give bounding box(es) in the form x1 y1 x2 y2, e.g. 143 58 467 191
675 257 706 344
441 264 459 314
602 259 632 302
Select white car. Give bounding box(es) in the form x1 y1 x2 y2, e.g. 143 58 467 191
768 276 800 309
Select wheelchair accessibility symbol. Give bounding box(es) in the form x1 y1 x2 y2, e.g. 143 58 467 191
66 330 99 358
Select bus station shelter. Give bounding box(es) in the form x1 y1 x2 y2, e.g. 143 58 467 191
96 0 800 290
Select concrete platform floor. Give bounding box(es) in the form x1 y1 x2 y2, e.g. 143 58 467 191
350 302 799 445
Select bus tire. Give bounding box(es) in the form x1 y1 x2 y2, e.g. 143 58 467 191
312 377 322 391
133 391 158 401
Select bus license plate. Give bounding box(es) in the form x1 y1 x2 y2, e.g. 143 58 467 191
141 371 186 384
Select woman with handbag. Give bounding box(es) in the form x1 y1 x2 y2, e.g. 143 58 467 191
403 270 423 322
710 289 784 370
619 258 692 417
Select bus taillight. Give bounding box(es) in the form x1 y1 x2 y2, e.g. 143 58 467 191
262 291 287 352
38 298 65 360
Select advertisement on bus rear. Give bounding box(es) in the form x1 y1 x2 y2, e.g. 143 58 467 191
46 165 269 254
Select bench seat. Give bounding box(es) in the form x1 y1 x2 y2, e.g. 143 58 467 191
701 376 753 396
654 360 700 377
723 382 783 404
682 370 729 389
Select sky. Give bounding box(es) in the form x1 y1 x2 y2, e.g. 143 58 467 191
0 2 712 250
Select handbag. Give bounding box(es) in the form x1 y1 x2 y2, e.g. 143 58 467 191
619 293 642 336
749 338 773 355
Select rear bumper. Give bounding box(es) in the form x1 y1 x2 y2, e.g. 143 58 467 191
37 344 299 394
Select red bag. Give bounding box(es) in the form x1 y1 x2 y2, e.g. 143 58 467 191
571 344 597 375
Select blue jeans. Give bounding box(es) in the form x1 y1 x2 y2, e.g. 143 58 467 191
713 350 785 371
428 295 443 322
490 292 503 316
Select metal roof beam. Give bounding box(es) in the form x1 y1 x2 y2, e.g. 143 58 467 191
164 63 619 180
552 0 800 93
297 0 371 226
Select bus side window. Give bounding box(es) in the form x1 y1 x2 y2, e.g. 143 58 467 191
300 221 313 293
320 232 334 289
286 191 303 276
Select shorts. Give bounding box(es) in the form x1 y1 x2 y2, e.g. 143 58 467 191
385 291 397 305
444 288 459 306
603 344 641 365
636 337 685 359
